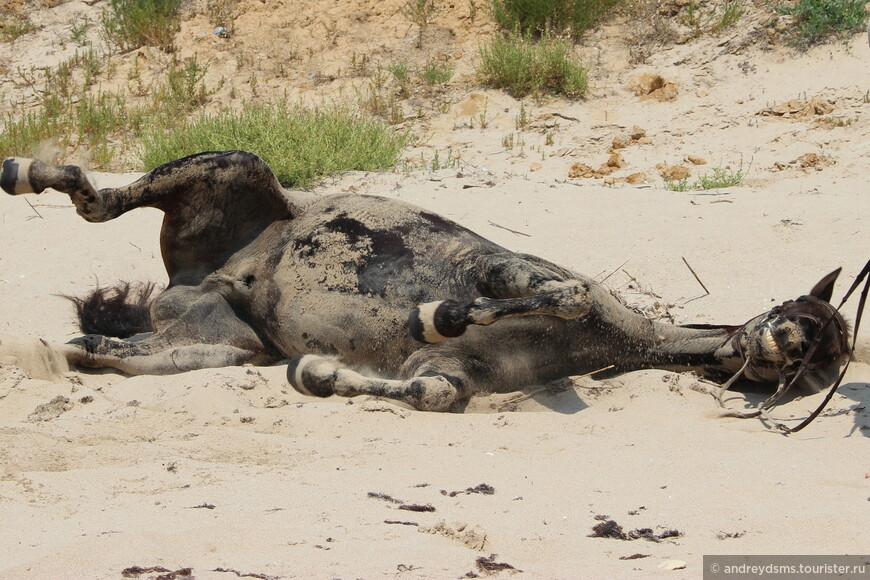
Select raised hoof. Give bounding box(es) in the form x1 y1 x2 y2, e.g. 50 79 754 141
1 158 37 195
287 355 340 398
408 300 468 344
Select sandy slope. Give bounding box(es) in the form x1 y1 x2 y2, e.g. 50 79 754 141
1 1 869 578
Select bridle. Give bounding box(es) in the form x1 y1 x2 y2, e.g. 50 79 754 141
716 259 869 433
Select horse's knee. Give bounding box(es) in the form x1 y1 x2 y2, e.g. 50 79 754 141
402 374 458 411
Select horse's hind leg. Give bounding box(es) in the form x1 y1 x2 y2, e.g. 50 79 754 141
287 334 547 412
287 347 481 412
58 338 268 375
409 252 592 343
2 151 315 285
59 287 277 374
1 151 295 222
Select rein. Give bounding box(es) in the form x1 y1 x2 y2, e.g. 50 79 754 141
717 259 869 433
783 259 869 433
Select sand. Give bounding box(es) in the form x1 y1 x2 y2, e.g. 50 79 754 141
1 1 869 578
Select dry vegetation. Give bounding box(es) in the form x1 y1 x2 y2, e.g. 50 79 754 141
0 0 866 180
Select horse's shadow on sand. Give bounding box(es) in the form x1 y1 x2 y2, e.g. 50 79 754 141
461 371 870 438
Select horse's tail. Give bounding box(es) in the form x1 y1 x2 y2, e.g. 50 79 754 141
61 281 160 338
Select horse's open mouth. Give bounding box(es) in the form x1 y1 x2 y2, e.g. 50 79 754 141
761 324 784 357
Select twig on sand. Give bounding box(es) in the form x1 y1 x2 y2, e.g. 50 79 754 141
681 256 710 295
488 220 531 237
25 197 44 220
600 259 629 284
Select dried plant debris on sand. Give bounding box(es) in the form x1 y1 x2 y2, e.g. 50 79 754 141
589 518 682 542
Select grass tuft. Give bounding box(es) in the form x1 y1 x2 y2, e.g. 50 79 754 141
1 15 36 42
664 162 746 191
478 32 588 98
140 104 410 186
420 60 454 85
101 0 182 53
777 0 867 48
490 0 619 37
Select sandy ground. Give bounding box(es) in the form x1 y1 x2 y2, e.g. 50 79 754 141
2 1 870 578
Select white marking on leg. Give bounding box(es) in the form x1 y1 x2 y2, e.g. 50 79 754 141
417 301 449 343
293 354 319 396
13 158 33 194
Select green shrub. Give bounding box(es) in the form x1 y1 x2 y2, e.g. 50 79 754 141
0 16 36 42
778 0 867 48
420 60 454 85
490 0 619 37
664 162 746 191
154 57 220 114
101 0 182 53
140 104 410 186
478 32 588 98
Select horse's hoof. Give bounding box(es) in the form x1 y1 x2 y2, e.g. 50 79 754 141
287 355 338 398
408 299 467 344
1 157 36 195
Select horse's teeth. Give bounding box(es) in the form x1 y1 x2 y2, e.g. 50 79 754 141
765 329 782 354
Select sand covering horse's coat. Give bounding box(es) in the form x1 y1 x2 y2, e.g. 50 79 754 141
0 151 849 411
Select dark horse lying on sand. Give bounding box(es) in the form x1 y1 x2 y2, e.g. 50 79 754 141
1 151 858 428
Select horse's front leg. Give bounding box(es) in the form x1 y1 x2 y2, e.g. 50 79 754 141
409 252 592 343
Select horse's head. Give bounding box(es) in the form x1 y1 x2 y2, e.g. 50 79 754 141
740 268 850 391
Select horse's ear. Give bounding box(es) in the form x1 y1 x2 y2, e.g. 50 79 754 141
808 268 841 303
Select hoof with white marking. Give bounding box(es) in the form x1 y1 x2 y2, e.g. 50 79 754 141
1 158 36 195
408 300 469 344
287 355 340 398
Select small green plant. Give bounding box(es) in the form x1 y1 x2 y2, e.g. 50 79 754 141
75 91 127 146
821 115 854 128
696 165 745 189
141 104 410 186
777 0 867 48
682 0 745 37
468 0 479 23
389 61 411 83
69 17 92 45
500 132 526 151
101 0 182 53
515 102 529 130
476 96 490 128
236 52 254 71
664 161 746 191
712 0 745 33
0 109 61 159
490 0 619 37
420 60 454 85
1 16 36 42
389 61 412 96
127 56 149 96
663 176 691 191
478 32 588 98
402 0 439 48
358 68 404 124
154 56 219 114
206 0 238 35
75 47 104 88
